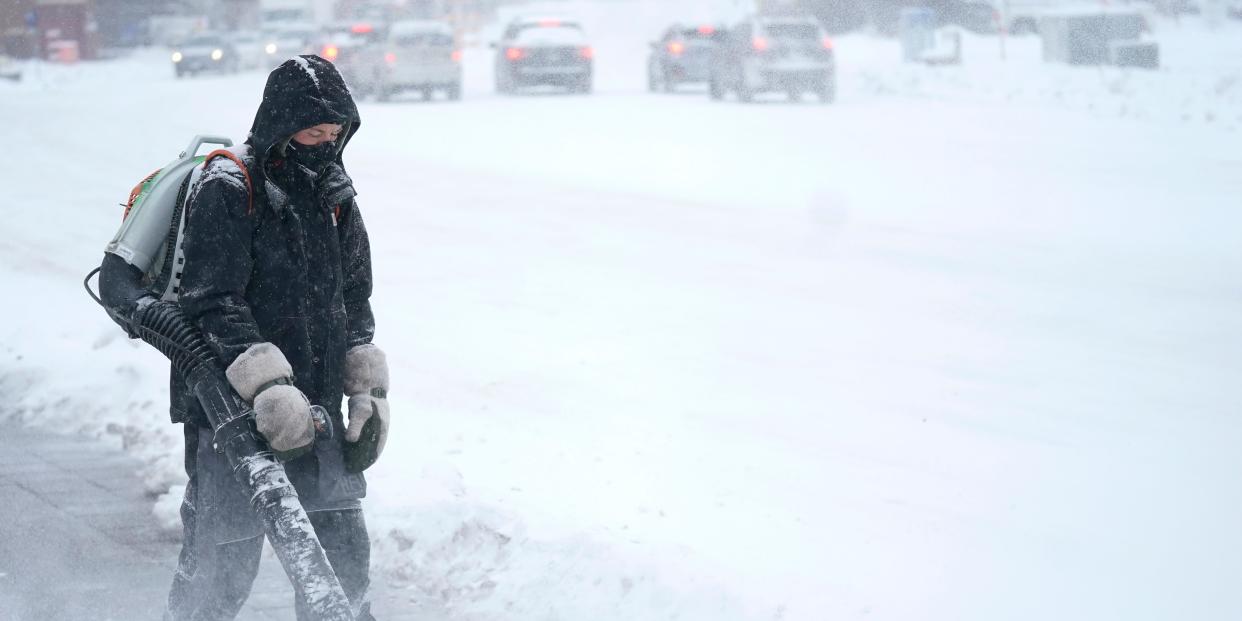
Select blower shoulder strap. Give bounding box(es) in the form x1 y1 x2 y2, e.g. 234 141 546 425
202 149 255 215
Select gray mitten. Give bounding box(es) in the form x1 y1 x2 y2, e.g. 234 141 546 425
342 344 390 472
226 343 315 461
318 162 357 209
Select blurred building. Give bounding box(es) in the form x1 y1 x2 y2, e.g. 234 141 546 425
336 0 501 20
1 0 100 60
0 0 37 57
94 0 161 47
335 0 502 40
757 0 810 14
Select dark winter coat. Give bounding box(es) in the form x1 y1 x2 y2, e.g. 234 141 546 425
171 56 374 541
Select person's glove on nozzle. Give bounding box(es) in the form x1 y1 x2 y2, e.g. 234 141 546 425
226 343 315 461
342 343 390 473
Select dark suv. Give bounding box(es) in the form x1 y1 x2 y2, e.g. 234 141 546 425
646 23 721 92
709 17 836 103
494 17 594 94
171 34 240 78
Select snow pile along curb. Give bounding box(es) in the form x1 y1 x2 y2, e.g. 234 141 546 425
842 24 1242 130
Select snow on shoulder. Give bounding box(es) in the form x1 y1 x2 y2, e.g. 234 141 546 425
197 144 252 194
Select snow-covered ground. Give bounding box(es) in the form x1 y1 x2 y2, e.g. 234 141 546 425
2 1 1241 619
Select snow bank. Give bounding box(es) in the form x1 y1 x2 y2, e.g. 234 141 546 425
843 21 1242 129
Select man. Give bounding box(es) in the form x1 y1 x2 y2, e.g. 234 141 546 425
166 55 389 620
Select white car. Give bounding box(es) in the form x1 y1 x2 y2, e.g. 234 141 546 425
355 21 463 101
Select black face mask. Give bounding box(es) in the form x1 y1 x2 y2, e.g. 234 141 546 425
286 140 338 175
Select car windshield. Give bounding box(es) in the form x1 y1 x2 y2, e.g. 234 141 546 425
330 23 383 41
394 32 453 46
184 37 225 47
676 27 717 40
763 23 821 39
277 29 315 42
513 25 585 45
323 33 364 45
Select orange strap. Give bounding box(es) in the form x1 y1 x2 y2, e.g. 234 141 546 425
203 149 255 215
124 168 161 220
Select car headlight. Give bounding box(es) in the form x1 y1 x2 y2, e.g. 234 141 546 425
172 51 183 63
211 49 223 61
265 43 277 54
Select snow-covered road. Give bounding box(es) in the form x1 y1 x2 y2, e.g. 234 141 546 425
2 3 1241 619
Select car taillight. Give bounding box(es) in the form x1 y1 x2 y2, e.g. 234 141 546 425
579 46 594 59
822 37 834 50
451 49 463 62
384 52 396 65
698 25 716 35
752 36 769 52
539 18 562 27
505 47 524 61
667 41 685 55
322 45 339 61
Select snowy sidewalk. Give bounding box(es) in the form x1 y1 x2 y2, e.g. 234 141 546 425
0 424 179 620
0 425 420 621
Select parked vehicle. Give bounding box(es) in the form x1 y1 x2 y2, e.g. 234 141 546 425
709 17 835 104
350 20 463 101
493 17 594 94
647 23 722 92
171 34 240 77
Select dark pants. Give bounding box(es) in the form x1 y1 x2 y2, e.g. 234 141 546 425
166 427 374 620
